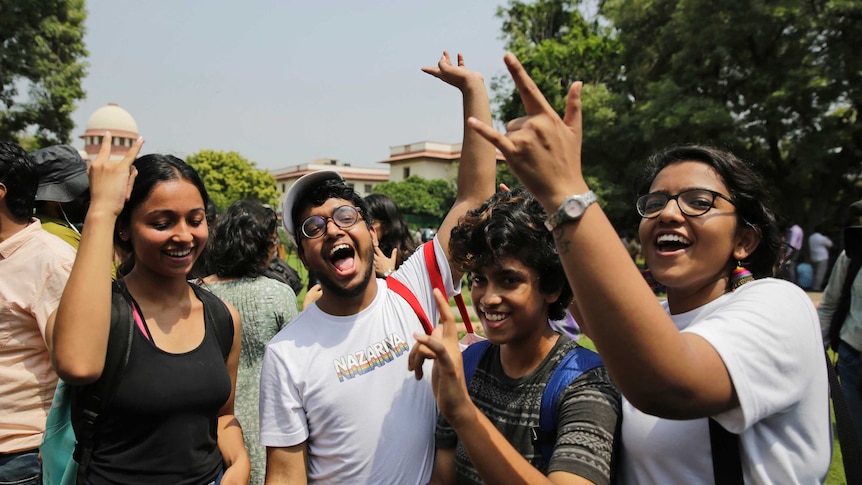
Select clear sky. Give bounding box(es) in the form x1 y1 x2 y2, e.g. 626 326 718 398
70 0 510 170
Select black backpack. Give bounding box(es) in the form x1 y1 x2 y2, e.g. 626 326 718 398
263 256 304 295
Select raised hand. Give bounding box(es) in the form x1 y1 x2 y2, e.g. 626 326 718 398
422 51 485 91
408 289 471 423
467 53 588 211
86 132 144 218
302 283 323 309
374 246 398 277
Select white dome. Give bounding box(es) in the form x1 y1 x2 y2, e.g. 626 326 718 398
86 103 138 134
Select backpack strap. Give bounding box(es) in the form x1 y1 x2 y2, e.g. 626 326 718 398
462 339 492 387
191 283 234 360
387 241 466 336
709 418 742 485
387 276 434 335
423 242 475 334
532 346 603 464
74 280 136 481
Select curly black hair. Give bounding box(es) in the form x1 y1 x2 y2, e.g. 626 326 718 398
636 145 781 279
449 186 572 320
207 200 278 278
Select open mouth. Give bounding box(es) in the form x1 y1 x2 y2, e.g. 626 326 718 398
656 234 691 252
329 243 356 274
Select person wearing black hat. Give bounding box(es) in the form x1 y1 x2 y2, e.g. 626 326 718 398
30 145 90 248
818 199 862 443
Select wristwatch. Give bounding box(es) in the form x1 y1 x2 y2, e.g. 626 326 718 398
544 190 597 231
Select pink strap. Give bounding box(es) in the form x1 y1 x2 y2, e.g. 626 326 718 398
131 302 150 341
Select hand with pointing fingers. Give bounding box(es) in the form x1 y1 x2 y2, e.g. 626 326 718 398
408 288 472 424
86 131 144 218
422 51 485 92
467 53 588 212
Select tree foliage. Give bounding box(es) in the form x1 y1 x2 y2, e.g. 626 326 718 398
0 0 88 146
371 175 456 220
185 150 281 212
495 0 862 232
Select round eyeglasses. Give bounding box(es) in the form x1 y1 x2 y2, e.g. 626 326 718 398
300 205 362 239
636 189 734 219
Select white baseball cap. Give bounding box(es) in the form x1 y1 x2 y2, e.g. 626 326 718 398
281 170 344 240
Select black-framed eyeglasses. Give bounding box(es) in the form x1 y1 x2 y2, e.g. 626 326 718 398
300 205 362 239
636 189 734 219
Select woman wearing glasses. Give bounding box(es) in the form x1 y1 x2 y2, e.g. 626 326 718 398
467 54 830 483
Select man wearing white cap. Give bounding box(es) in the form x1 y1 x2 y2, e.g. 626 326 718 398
259 52 496 484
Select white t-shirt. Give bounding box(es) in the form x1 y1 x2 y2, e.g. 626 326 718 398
259 239 456 484
808 232 833 263
620 278 831 485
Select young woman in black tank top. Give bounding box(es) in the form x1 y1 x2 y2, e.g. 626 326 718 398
48 134 250 484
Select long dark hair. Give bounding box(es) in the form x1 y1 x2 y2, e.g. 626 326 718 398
206 200 277 278
364 193 417 266
449 186 571 320
637 145 781 279
115 154 209 275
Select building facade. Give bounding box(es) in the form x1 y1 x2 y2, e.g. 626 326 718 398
270 159 390 200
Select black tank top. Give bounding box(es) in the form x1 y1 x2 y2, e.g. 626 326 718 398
83 296 231 485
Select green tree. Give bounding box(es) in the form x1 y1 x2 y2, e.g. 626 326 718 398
495 0 862 230
185 150 281 211
495 0 636 226
603 0 862 227
372 175 455 220
0 0 88 146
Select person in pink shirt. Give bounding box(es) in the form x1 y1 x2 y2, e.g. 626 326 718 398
0 141 76 484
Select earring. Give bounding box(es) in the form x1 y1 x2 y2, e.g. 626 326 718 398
731 262 754 290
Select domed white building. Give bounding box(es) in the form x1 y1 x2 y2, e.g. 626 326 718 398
79 103 139 162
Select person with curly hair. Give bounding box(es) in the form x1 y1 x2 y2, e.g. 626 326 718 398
409 186 620 485
199 199 298 485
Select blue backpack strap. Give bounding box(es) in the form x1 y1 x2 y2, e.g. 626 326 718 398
461 339 492 387
533 346 603 464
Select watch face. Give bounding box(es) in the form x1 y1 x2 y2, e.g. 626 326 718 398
564 198 585 218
